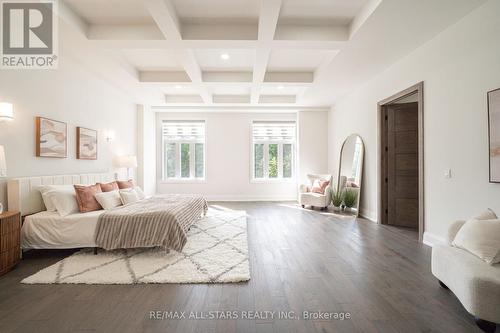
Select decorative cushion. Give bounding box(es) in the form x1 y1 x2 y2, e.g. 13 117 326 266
98 181 119 192
74 184 103 213
134 186 146 200
94 190 122 210
474 208 497 220
452 218 500 265
36 185 75 212
46 190 79 217
119 188 140 205
116 179 134 189
311 180 330 194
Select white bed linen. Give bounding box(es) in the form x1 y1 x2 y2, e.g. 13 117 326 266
22 210 104 249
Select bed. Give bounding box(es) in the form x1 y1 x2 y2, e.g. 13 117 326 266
22 210 102 249
8 173 207 251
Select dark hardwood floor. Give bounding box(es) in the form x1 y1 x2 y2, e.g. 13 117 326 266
0 202 489 333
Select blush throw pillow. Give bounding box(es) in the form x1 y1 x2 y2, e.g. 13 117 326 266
98 181 119 192
311 180 330 194
95 190 122 210
74 184 103 213
116 179 134 189
452 218 500 265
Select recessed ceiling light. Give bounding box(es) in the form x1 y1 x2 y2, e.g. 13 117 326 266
175 85 182 89
277 85 284 90
220 53 230 60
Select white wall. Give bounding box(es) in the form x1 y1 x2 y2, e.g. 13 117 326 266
0 57 137 209
297 111 329 185
156 111 328 200
137 105 156 195
328 0 500 241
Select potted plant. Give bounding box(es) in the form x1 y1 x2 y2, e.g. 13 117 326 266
343 189 357 212
331 189 343 212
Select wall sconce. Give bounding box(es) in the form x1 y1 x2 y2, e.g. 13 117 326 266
104 129 115 142
0 102 13 122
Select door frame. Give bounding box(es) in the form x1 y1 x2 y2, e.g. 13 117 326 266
377 82 424 242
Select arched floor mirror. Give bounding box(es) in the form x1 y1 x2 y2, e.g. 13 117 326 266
337 134 365 216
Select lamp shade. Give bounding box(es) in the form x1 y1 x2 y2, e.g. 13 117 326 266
0 145 6 177
0 103 13 121
114 155 137 168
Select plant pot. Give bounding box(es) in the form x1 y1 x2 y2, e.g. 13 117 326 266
333 205 341 212
345 207 352 212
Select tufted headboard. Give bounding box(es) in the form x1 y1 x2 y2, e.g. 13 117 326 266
7 173 115 216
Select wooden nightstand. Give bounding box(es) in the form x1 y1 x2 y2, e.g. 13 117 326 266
0 211 21 276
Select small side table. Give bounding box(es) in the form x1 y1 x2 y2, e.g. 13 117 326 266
0 211 21 276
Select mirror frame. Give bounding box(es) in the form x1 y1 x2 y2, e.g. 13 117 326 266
338 134 365 216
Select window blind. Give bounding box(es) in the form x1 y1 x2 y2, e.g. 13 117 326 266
252 121 296 141
162 120 205 141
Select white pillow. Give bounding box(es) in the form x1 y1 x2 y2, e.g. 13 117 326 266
474 208 497 220
452 218 500 265
46 190 79 217
134 186 146 200
36 185 74 212
119 189 140 205
95 190 122 210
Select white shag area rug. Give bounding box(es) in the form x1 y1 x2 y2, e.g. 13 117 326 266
22 208 250 284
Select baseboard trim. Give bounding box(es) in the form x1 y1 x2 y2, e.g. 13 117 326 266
423 232 446 247
359 208 377 223
204 195 298 202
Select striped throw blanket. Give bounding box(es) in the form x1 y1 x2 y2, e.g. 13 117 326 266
95 195 208 251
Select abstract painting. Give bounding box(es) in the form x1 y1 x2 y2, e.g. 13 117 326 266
488 88 500 183
36 117 67 158
77 127 98 160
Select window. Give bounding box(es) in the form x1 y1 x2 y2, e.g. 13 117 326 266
252 121 296 180
162 120 205 180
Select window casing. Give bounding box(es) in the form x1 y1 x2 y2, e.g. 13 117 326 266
162 120 205 181
251 121 296 181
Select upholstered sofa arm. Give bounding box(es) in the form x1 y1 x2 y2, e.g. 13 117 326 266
447 220 466 245
323 184 332 205
298 184 309 193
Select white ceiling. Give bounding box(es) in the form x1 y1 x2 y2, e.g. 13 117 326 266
65 0 154 25
59 0 487 108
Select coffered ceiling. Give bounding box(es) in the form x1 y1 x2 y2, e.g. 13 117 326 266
59 0 486 109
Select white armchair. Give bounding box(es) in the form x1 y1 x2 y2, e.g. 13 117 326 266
298 174 333 210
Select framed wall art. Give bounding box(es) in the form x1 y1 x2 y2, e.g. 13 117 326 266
77 127 98 160
36 117 68 158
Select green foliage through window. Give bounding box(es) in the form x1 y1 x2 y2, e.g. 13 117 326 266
268 144 278 178
180 143 190 178
195 143 204 178
254 144 264 178
283 144 292 178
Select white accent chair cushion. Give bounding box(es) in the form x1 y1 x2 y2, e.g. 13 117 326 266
431 210 500 325
298 174 333 208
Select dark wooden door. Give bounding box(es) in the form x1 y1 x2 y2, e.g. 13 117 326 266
385 102 419 228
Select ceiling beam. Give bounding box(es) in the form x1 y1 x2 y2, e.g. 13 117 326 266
139 71 191 83
251 0 282 104
144 0 212 103
202 71 253 83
